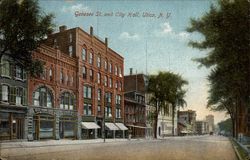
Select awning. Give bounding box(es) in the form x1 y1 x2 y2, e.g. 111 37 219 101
81 122 100 129
115 123 128 130
105 123 119 130
126 125 147 129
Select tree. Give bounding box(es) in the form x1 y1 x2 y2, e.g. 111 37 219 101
147 71 188 138
187 0 250 138
218 118 233 136
0 0 54 77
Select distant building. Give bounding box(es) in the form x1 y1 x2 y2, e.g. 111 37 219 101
205 115 215 133
178 110 196 135
195 121 209 135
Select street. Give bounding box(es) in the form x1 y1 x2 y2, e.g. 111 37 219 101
0 135 237 160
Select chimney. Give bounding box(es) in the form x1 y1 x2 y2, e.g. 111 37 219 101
105 38 108 47
130 68 133 75
90 26 93 36
59 25 67 32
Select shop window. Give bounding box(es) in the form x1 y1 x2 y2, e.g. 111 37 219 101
83 85 92 99
1 57 10 77
84 103 92 115
33 87 53 107
60 92 75 110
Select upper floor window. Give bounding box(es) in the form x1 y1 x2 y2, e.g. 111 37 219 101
1 57 10 77
49 68 53 81
116 95 121 105
69 46 73 57
105 92 112 103
41 68 46 80
84 103 92 116
115 65 118 76
119 82 122 91
1 84 9 102
15 87 26 105
69 33 72 43
60 92 74 110
115 81 118 89
83 85 92 99
104 76 108 86
82 66 86 79
119 67 122 77
97 72 101 84
82 48 86 61
97 89 101 101
109 63 112 73
60 69 64 83
109 77 112 88
33 87 53 107
89 69 93 81
15 65 23 79
116 108 121 118
89 52 93 64
97 56 101 68
104 59 108 71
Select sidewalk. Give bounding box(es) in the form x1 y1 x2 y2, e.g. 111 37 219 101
0 138 147 149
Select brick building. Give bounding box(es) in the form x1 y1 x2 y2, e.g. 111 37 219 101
124 72 147 138
38 26 126 139
178 110 196 135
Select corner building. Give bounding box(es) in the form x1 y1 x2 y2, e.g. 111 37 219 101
28 25 125 140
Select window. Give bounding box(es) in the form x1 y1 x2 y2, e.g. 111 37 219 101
82 48 86 61
82 66 86 79
109 63 112 73
116 95 121 105
97 105 101 114
104 60 108 71
97 73 101 84
115 66 118 76
116 108 121 118
105 106 112 117
69 33 72 43
15 65 23 79
84 103 92 115
1 57 10 77
109 77 112 88
97 56 101 68
60 69 64 83
119 82 122 91
89 52 93 64
119 67 122 77
97 89 101 101
115 81 118 89
104 76 107 86
105 92 112 103
60 92 74 110
83 86 92 99
89 69 93 81
33 87 53 107
65 74 68 84
69 45 73 57
49 68 53 81
41 68 46 80
15 87 23 105
71 76 74 86
1 85 9 102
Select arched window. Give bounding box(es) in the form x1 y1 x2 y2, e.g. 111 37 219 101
60 92 75 110
1 56 10 77
89 52 93 64
33 87 53 107
82 48 86 61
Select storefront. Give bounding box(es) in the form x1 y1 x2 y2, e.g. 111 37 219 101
105 123 119 138
115 123 128 138
81 122 100 139
33 113 54 140
59 115 76 139
0 106 27 141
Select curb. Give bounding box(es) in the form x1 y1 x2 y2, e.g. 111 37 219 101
230 138 250 160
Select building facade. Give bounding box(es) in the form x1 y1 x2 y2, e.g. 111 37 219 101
0 55 28 140
205 114 214 134
178 110 196 135
195 120 209 135
42 25 125 139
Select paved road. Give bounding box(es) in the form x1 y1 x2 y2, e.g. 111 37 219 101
0 135 237 160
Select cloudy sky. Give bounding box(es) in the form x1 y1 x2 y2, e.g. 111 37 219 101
39 0 229 124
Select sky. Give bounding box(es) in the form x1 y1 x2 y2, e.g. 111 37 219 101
39 0 229 124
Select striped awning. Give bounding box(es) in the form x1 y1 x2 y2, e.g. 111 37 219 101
105 123 119 130
81 122 100 129
115 123 128 130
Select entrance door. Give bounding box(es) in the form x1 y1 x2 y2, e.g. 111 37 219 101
16 119 24 139
59 121 64 139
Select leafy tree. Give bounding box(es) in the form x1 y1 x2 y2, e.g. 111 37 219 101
187 0 250 138
148 71 188 138
0 0 54 77
218 118 232 135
